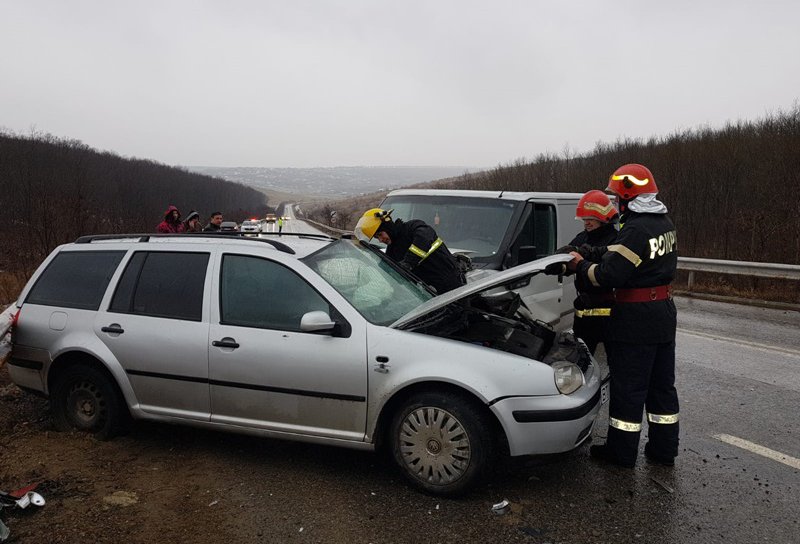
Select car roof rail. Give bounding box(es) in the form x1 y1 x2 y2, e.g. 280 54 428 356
257 232 337 241
73 233 296 255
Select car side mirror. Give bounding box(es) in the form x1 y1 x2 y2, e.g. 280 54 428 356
300 311 337 333
518 245 537 264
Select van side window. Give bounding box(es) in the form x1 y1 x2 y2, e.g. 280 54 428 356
512 203 557 264
26 251 125 310
109 251 209 321
532 203 556 257
220 254 329 331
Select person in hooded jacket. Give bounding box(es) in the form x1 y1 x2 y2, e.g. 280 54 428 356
183 210 202 233
355 208 465 295
157 205 185 233
547 190 619 355
568 164 679 469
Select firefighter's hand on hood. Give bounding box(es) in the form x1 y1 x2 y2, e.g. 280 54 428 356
544 262 567 276
555 244 578 255
578 243 607 262
566 251 584 272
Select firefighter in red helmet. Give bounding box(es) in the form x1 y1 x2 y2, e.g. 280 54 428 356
568 164 679 468
570 190 618 354
547 190 618 354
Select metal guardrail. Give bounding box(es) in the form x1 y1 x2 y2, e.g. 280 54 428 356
299 217 353 236
678 257 800 290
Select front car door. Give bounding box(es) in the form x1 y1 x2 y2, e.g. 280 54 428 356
208 252 368 442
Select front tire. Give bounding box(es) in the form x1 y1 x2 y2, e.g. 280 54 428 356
390 392 495 496
51 364 128 440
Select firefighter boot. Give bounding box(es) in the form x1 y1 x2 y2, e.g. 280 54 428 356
589 444 635 468
644 444 675 466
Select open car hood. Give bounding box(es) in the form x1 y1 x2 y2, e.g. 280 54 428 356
390 253 572 329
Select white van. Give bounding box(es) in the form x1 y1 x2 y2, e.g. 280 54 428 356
380 189 584 331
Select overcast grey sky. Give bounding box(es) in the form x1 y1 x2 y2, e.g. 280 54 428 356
2 0 798 168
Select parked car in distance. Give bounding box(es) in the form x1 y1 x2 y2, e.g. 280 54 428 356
219 221 239 232
265 213 277 223
240 219 262 234
379 189 586 332
7 233 605 495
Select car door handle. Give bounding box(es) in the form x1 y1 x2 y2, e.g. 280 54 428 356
101 325 124 334
212 338 240 349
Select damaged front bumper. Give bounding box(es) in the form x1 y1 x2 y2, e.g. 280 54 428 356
490 372 607 456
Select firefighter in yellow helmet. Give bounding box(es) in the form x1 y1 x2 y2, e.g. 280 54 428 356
355 208 465 294
568 164 679 468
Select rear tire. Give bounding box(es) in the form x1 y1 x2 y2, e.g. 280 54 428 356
51 364 129 440
390 391 495 496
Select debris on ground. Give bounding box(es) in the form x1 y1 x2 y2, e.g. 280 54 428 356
102 491 139 507
491 499 510 515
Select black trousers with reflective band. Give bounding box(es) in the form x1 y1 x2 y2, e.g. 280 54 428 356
605 340 680 464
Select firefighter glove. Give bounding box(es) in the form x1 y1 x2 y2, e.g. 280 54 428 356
544 262 566 276
555 245 578 255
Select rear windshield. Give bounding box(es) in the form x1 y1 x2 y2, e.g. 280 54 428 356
380 195 519 258
26 250 125 310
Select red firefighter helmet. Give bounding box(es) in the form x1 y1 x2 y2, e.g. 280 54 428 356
576 190 618 223
607 163 658 200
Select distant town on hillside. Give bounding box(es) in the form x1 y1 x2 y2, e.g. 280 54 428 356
186 165 478 196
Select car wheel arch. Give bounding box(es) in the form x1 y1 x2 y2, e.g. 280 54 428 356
47 352 133 439
372 381 508 455
47 351 127 404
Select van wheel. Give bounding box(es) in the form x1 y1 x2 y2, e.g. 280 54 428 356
51 364 128 440
390 392 494 496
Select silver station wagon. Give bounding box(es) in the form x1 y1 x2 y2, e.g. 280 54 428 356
8 233 606 495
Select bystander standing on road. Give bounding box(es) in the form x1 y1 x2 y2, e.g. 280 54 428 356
183 210 202 233
203 212 223 232
156 205 185 233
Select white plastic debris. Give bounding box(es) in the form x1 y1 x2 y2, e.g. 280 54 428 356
14 492 45 509
491 499 510 515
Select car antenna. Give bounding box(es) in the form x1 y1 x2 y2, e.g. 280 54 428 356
498 190 504 198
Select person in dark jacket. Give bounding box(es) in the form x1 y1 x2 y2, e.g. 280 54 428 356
568 163 679 468
547 190 618 354
356 208 465 294
157 205 185 233
203 211 223 232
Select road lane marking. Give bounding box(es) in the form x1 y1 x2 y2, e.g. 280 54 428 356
713 434 800 470
677 328 800 358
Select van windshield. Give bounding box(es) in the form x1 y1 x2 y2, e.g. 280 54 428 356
380 195 519 258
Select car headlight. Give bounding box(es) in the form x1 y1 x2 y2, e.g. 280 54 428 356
552 361 584 394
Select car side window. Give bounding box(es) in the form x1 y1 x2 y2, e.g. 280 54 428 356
220 254 329 331
26 251 125 310
109 251 209 321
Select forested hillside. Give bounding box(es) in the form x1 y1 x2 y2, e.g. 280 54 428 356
433 106 800 265
314 105 800 267
0 131 268 299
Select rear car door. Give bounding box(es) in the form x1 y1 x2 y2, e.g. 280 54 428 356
96 250 213 420
208 252 368 441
